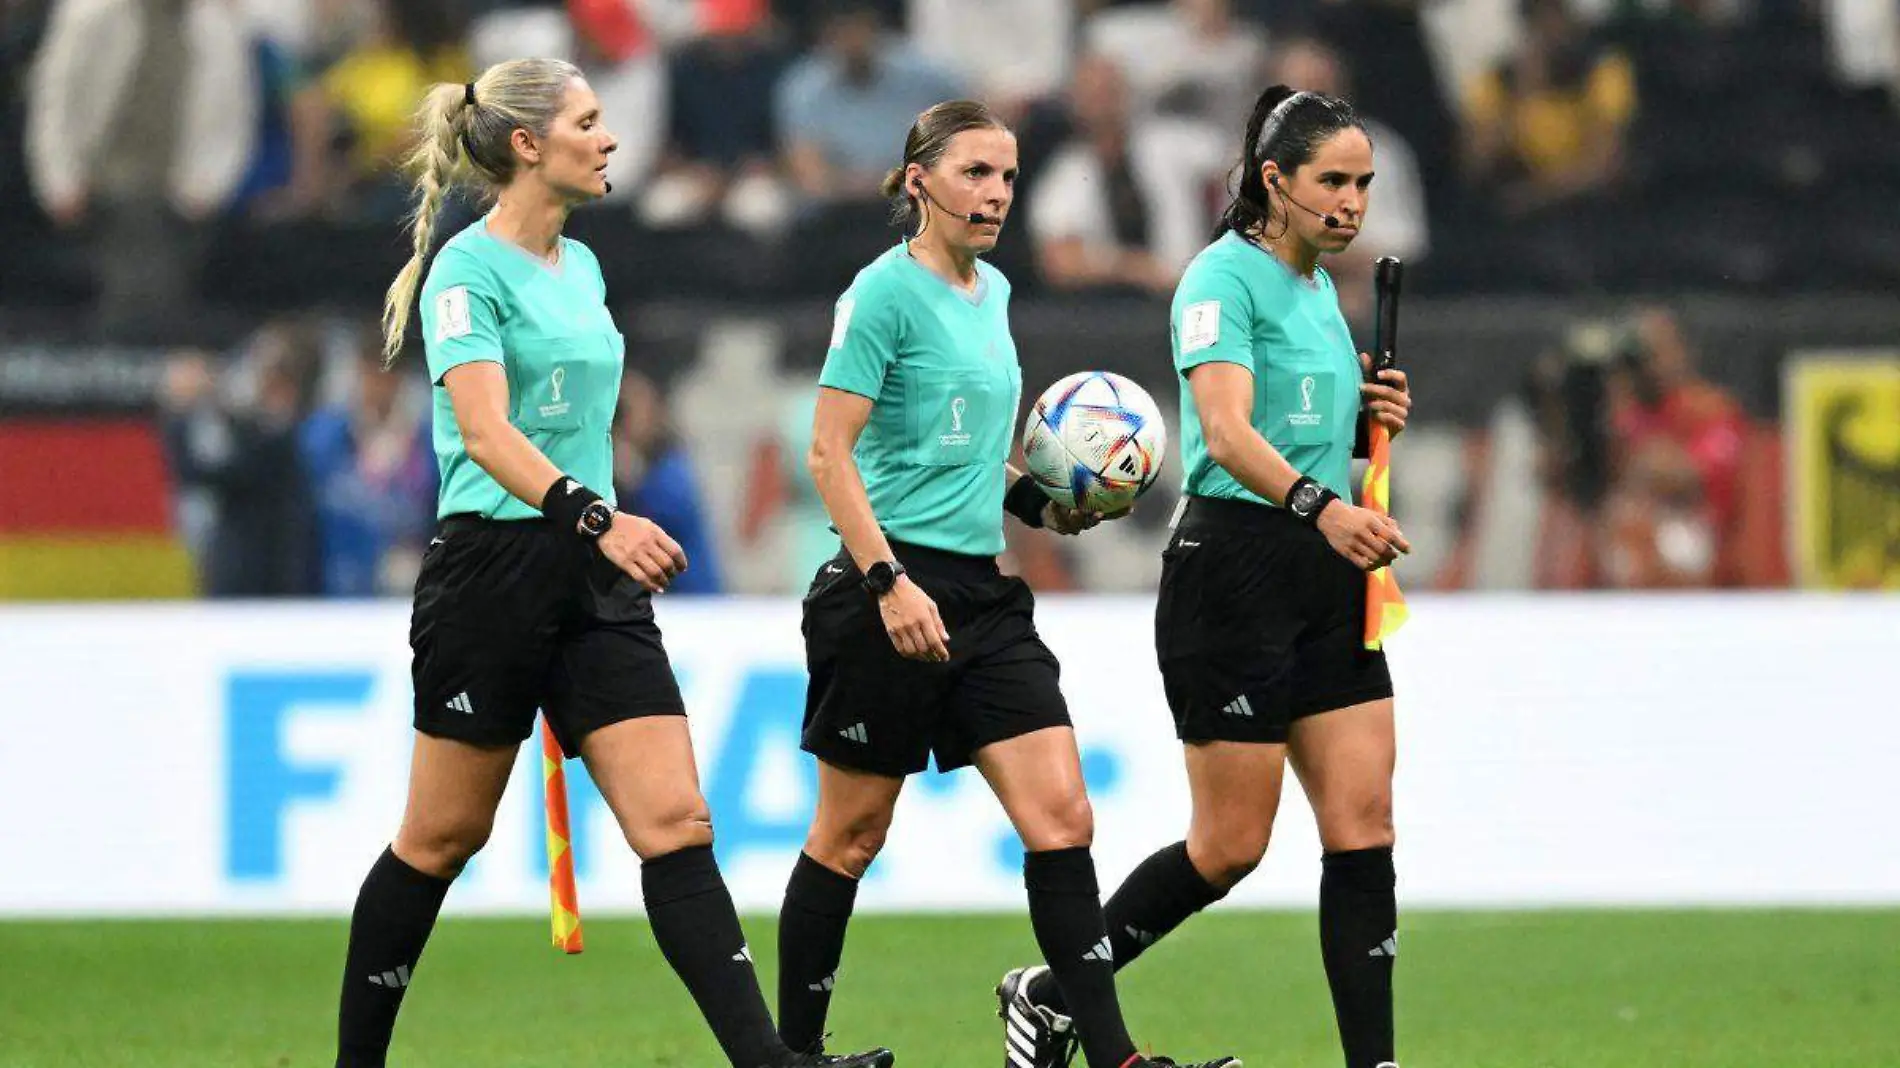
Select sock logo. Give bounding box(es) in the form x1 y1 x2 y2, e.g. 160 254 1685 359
1081 937 1113 963
732 943 754 965
1369 933 1398 958
367 964 412 988
1124 924 1156 947
808 973 836 992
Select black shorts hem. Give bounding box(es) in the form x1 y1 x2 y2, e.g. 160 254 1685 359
800 736 918 779
1287 682 1396 720
958 715 1075 772
1175 718 1293 746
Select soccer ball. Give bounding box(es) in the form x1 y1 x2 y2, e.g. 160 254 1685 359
1022 371 1168 514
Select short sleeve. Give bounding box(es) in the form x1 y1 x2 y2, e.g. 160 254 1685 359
1171 260 1255 377
818 276 901 399
420 250 504 384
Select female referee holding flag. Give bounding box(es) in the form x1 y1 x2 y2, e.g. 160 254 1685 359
332 58 891 1068
1000 87 1414 1068
775 100 1236 1068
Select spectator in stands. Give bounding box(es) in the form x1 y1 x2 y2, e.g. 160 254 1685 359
1599 306 1750 588
1083 0 1269 127
613 370 724 595
1462 0 1637 218
159 321 321 598
642 11 795 235
775 0 962 205
907 0 1073 120
300 325 438 598
1028 53 1226 296
1269 36 1429 325
26 0 257 342
286 0 472 220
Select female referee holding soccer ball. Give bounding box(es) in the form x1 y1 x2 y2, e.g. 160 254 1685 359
1001 87 1414 1068
774 99 1236 1068
331 57 891 1068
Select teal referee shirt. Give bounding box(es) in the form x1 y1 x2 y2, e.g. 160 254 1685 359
819 244 1023 557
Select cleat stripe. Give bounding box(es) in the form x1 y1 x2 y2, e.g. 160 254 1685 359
1006 1021 1035 1051
1007 1005 1036 1033
1008 1047 1037 1068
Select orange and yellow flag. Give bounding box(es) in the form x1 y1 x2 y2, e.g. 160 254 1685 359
541 719 584 954
1361 422 1409 650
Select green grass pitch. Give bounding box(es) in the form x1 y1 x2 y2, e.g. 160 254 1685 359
3 909 1896 1067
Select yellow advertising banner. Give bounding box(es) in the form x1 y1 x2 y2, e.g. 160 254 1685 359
1785 353 1900 589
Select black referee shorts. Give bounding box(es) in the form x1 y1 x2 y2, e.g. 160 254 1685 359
1156 495 1393 745
800 541 1071 778
409 515 685 756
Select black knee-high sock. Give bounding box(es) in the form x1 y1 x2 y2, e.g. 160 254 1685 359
1320 846 1398 1068
1029 840 1228 1015
643 845 787 1068
1024 847 1137 1068
336 847 453 1068
776 853 860 1054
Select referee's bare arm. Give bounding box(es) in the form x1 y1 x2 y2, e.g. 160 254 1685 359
443 362 685 590
808 386 950 661
1189 363 1408 570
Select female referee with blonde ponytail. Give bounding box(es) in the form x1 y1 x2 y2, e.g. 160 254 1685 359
332 58 892 1068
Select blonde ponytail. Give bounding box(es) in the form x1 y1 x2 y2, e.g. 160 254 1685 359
380 58 584 366
382 83 470 365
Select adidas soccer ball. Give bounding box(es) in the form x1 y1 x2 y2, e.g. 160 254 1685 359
1022 371 1168 514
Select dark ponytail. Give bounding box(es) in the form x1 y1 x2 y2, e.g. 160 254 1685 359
1216 84 1366 240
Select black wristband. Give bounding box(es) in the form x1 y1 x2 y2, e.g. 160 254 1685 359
1004 473 1050 528
541 474 604 535
1284 475 1340 527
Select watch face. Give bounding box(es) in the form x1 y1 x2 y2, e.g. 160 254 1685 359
579 501 613 535
1291 484 1320 515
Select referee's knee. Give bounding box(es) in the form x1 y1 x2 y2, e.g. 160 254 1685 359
394 821 492 880
804 814 892 879
625 796 715 860
1020 792 1094 852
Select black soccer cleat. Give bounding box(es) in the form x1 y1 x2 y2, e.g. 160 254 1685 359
781 1043 896 1067
996 965 1078 1068
1132 1057 1242 1067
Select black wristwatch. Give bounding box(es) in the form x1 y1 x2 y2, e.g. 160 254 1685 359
861 560 907 596
576 500 615 539
1285 476 1339 527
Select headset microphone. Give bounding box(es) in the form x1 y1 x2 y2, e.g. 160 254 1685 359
914 179 998 226
1269 173 1340 229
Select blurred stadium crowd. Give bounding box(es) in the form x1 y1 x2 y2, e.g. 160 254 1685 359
0 0 1896 599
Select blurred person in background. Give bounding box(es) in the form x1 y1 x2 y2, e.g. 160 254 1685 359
1268 36 1428 326
1462 0 1637 219
26 0 257 342
285 0 471 220
1599 306 1749 588
641 8 795 234
613 369 724 594
775 0 963 206
159 322 322 598
300 324 438 598
333 54 893 1068
906 0 1073 121
736 380 841 593
1083 0 1269 127
1028 53 1227 297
